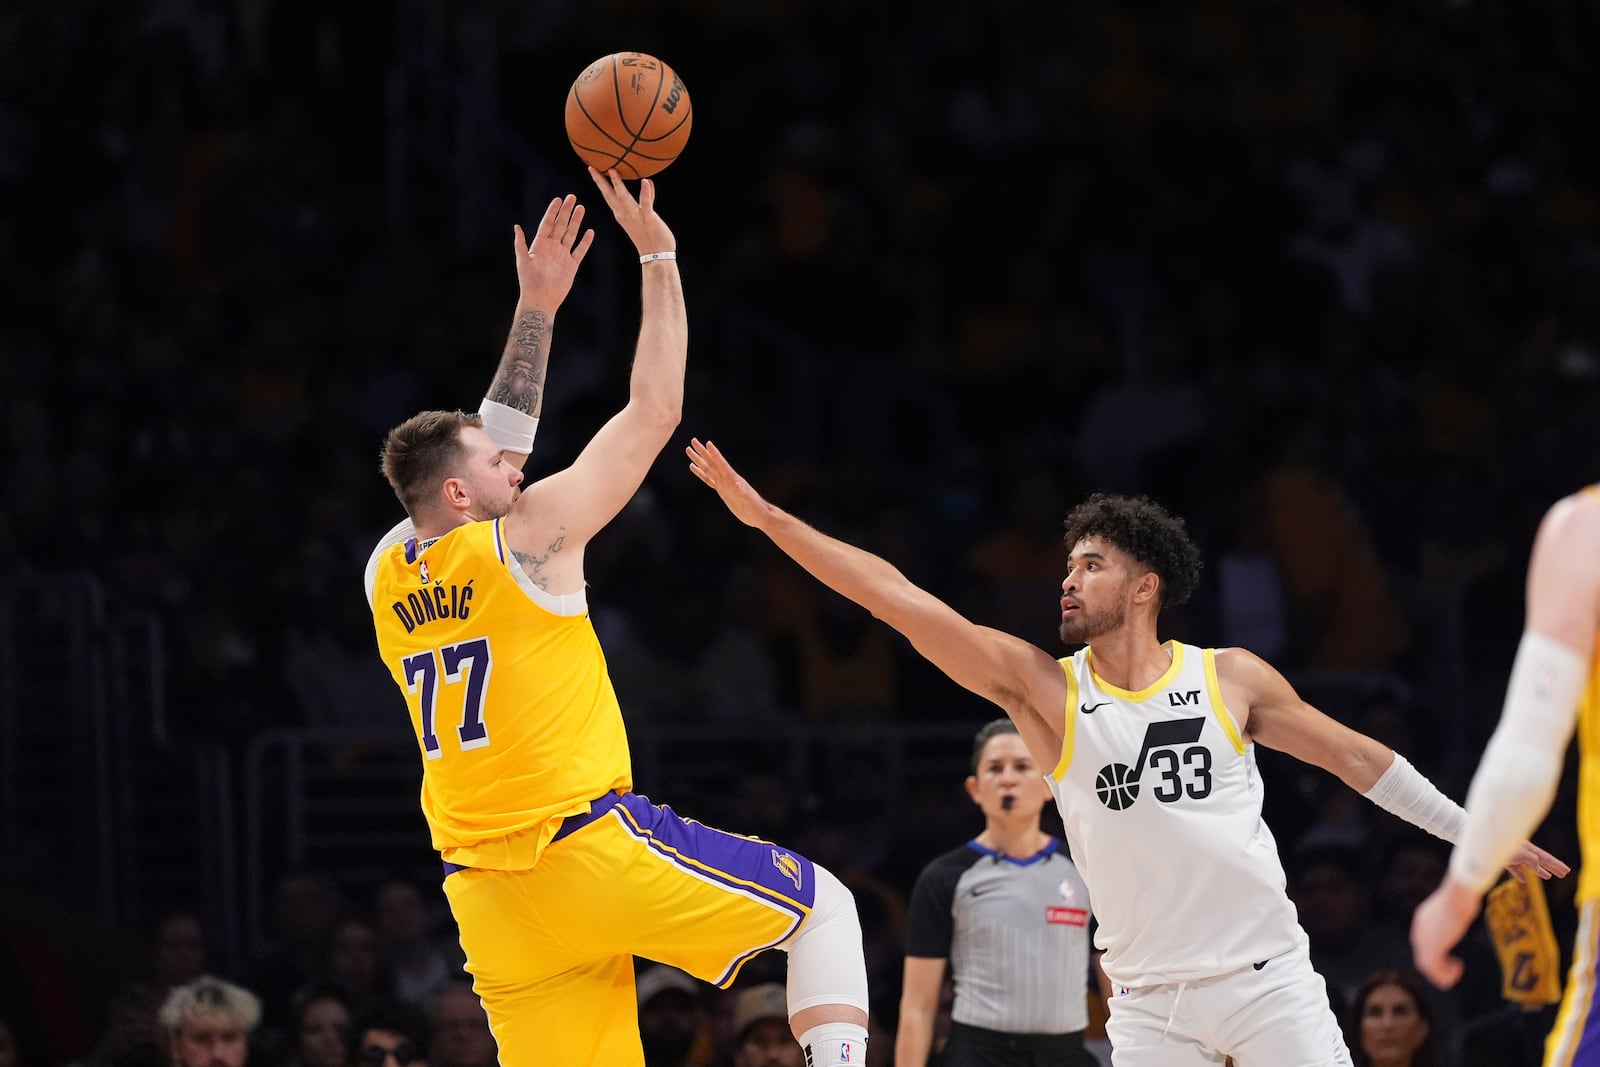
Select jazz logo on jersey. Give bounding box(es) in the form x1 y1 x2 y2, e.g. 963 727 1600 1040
772 849 804 891
1095 717 1212 811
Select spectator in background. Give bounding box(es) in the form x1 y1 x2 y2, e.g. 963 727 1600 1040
317 917 391 1020
730 984 804 1067
1237 409 1411 672
1344 970 1440 1067
150 911 209 996
347 1003 428 1067
159 976 261 1067
636 966 708 1067
1288 845 1410 1021
424 986 495 1067
1374 834 1451 935
373 880 458 1011
287 986 351 1067
67 983 166 1067
251 869 343 1027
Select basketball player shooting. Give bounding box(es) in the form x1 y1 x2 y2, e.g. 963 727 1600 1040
687 438 1566 1067
366 175 871 1067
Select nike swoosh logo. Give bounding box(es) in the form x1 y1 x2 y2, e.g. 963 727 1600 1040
1080 702 1109 715
1253 960 1268 971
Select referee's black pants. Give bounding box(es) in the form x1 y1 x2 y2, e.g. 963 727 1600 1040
937 1022 1098 1067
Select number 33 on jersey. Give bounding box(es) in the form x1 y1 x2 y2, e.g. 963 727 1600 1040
1047 641 1302 983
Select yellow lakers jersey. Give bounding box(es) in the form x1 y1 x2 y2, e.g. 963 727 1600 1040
1577 485 1600 904
371 518 632 869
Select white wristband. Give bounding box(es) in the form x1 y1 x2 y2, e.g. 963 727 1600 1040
639 251 677 264
477 398 539 454
1363 752 1466 844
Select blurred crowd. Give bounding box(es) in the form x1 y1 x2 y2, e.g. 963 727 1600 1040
3 0 1599 1064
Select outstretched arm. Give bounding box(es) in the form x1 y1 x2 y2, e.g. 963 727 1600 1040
503 168 684 585
1227 648 1566 880
481 194 595 466
362 194 593 605
1412 488 1600 987
687 438 1070 766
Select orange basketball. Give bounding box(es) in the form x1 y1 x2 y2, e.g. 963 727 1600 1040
565 52 692 180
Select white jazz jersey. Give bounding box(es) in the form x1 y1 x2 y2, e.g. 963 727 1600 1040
1046 641 1304 987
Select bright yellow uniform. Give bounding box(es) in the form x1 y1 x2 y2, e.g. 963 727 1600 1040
370 518 816 1065
1543 485 1600 1067
372 518 631 870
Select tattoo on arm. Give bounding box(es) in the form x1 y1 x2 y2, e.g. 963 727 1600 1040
512 532 566 589
488 310 549 414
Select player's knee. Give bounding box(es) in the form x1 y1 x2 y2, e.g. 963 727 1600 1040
807 863 861 936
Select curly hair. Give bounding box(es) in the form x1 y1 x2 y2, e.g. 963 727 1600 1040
1060 493 1202 608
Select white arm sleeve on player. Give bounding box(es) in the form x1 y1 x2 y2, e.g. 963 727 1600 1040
478 397 539 454
364 517 417 606
1362 752 1467 845
1449 631 1587 891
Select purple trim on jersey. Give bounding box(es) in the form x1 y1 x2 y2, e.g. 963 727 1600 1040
551 790 624 842
492 519 507 564
966 837 1061 867
404 537 419 564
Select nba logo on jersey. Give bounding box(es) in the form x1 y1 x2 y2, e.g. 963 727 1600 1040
771 849 803 891
418 560 430 583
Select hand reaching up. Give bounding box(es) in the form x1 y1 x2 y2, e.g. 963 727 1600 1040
588 166 677 257
513 194 595 310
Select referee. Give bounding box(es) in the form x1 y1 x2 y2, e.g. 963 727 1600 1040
896 719 1105 1067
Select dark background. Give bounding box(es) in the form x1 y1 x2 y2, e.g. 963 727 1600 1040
2 0 1598 1064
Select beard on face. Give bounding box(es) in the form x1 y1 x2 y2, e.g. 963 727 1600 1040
1058 600 1126 644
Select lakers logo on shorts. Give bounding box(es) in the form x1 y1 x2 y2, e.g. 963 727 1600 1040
772 849 803 891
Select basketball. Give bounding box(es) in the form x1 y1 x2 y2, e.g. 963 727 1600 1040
565 52 692 180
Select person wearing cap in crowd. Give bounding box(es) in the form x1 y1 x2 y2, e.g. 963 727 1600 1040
158 976 262 1067
637 965 709 1067
730 984 805 1067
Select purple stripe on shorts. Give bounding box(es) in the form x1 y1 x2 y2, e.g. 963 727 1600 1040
613 793 817 915
1578 976 1600 1065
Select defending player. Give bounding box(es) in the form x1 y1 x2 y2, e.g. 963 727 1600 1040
687 440 1564 1067
367 172 869 1067
1412 484 1600 1065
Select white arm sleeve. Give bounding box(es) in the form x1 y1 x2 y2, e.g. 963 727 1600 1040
364 518 417 606
1362 752 1466 844
1449 631 1587 891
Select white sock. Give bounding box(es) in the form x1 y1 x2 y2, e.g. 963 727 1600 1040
798 1022 868 1065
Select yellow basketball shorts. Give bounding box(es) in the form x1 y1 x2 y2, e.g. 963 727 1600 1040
441 791 816 1066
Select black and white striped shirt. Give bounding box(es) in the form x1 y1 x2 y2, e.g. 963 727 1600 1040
905 838 1093 1034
